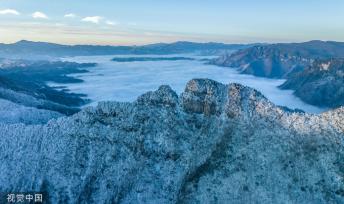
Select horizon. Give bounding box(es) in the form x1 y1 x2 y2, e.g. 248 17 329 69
0 0 344 45
1 39 255 46
1 39 344 47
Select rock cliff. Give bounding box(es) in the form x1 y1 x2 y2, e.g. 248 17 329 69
0 79 343 204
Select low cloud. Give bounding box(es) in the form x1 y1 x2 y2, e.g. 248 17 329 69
106 20 118 26
0 9 20 15
32 12 48 19
64 13 76 18
81 16 102 24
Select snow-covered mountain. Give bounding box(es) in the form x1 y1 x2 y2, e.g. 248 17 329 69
0 79 343 203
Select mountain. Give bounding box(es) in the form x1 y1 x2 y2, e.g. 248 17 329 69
0 60 96 115
138 41 256 55
280 58 344 108
0 40 254 59
0 79 343 203
212 40 344 78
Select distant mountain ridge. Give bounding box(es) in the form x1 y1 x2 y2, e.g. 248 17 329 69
0 40 255 59
212 40 344 78
211 40 344 108
0 60 96 115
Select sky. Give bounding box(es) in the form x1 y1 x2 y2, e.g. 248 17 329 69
0 0 343 45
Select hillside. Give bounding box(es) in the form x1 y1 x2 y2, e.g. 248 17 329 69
0 60 96 115
0 98 62 124
280 58 344 108
0 79 343 203
212 41 344 78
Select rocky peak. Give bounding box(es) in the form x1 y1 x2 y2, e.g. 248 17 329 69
181 79 226 116
136 85 178 107
180 79 273 119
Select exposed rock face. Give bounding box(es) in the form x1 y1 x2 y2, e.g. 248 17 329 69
280 59 344 108
212 41 344 78
0 79 343 204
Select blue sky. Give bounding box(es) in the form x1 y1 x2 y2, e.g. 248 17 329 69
0 0 343 45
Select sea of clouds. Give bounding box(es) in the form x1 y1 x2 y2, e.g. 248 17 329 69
49 54 325 113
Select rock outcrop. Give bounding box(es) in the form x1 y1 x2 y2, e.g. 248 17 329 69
0 79 343 204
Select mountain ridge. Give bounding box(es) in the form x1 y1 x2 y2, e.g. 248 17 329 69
211 41 344 108
211 40 344 78
0 40 255 59
0 79 343 203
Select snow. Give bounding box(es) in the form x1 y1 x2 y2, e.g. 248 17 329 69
0 98 62 124
242 63 250 69
49 54 326 113
321 62 331 71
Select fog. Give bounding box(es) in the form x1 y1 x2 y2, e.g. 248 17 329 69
50 55 325 113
